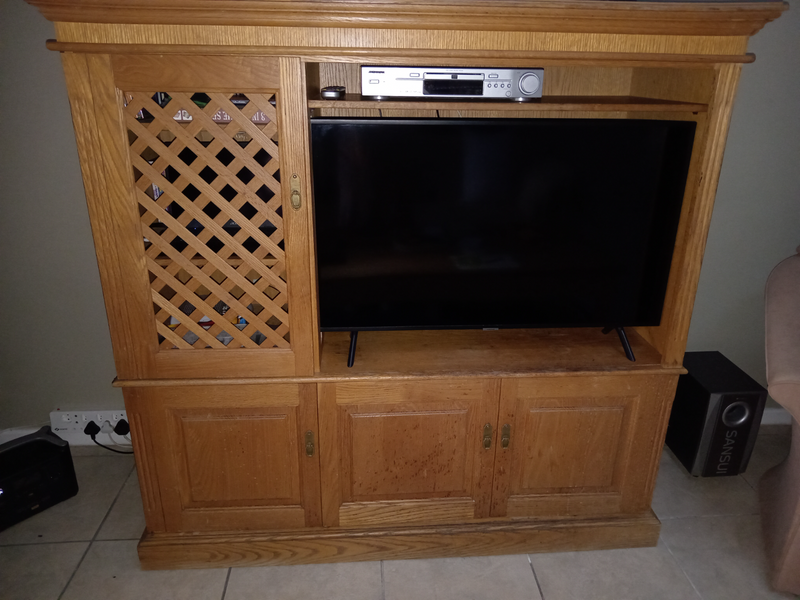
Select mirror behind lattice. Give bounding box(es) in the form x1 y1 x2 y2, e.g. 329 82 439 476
123 91 290 350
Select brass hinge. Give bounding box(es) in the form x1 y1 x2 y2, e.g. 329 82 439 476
501 424 511 448
483 423 492 449
305 430 315 457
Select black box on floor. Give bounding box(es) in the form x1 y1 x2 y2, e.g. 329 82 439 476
666 351 767 477
0 426 79 531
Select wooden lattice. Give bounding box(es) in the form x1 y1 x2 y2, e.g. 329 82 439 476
123 91 289 350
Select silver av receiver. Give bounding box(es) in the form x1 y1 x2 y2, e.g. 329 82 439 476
361 66 543 101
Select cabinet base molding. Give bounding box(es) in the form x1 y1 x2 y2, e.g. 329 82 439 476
137 513 660 570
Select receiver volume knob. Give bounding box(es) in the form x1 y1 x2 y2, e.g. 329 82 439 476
518 72 541 96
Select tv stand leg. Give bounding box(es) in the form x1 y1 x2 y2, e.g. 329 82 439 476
347 331 358 368
603 326 636 362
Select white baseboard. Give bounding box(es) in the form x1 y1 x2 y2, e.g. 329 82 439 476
761 406 793 425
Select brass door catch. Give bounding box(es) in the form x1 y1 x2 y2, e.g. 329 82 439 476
305 430 315 457
290 174 302 210
483 423 492 449
501 424 511 448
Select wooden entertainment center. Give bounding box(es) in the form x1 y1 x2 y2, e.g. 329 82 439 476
26 0 786 569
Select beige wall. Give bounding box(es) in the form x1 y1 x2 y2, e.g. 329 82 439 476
1 0 124 429
1 0 797 429
685 4 800 386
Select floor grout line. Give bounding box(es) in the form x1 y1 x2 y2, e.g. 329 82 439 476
741 473 759 492
527 554 546 600
55 462 136 600
380 560 386 600
660 535 705 600
0 539 95 547
220 567 232 600
657 511 761 521
54 542 93 600
0 457 139 547
0 536 143 547
90 463 137 540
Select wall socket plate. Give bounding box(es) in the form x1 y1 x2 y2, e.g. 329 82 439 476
49 410 128 446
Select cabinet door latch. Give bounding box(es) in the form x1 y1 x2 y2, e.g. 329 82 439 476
290 173 302 210
501 424 511 448
483 423 492 449
305 430 315 457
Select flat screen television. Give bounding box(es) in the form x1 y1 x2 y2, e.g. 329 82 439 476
310 117 696 334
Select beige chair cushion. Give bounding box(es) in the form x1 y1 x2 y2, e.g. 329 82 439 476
765 247 800 416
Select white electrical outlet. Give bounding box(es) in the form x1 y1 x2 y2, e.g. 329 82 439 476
49 410 129 445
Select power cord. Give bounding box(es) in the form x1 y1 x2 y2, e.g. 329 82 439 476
83 420 134 454
107 432 133 447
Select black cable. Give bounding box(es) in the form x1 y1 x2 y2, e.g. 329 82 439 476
91 435 134 454
83 420 134 454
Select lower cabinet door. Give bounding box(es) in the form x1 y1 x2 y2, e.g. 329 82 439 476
318 379 500 527
490 374 677 519
125 384 322 533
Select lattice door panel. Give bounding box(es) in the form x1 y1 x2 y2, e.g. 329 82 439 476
123 91 290 350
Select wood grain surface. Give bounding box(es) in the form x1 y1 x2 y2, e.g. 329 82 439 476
34 0 785 571
60 52 158 380
137 511 661 569
491 375 675 518
127 384 322 532
319 379 499 526
30 0 787 37
319 328 665 379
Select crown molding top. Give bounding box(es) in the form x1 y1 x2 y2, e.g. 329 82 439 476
24 0 789 37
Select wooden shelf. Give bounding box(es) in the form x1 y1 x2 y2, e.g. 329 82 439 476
319 327 669 379
308 95 707 113
114 328 669 387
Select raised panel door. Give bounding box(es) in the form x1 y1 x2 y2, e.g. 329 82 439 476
125 383 321 533
319 379 500 527
491 374 677 519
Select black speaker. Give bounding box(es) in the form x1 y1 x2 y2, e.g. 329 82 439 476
0 426 79 531
666 351 767 477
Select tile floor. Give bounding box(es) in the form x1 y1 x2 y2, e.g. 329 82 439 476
1 428 796 600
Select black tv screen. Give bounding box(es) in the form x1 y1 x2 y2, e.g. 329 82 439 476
310 117 695 332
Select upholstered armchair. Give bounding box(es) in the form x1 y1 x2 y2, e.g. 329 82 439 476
761 247 800 594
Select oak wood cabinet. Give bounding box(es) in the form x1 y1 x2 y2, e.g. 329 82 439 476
127 384 321 533
321 373 676 528
319 379 501 527
24 0 786 570
493 375 675 520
